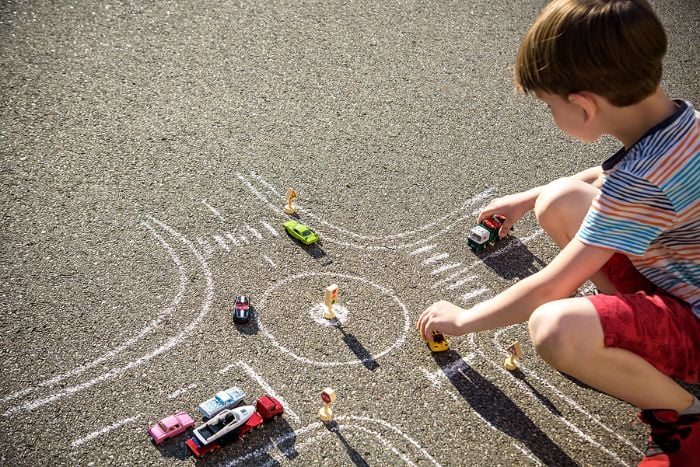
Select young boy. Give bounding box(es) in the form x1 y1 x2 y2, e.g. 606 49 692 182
417 0 699 464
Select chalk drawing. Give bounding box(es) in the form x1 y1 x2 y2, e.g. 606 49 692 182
4 217 213 415
409 244 438 256
246 224 262 239
71 415 140 448
223 415 442 467
256 272 409 367
167 383 197 400
237 172 494 250
430 262 461 275
423 253 450 265
213 234 230 251
445 276 477 290
262 255 276 267
261 220 279 237
460 288 490 302
201 199 225 222
225 232 241 246
308 303 350 326
1 221 187 405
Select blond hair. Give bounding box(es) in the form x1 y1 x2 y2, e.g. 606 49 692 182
515 0 667 106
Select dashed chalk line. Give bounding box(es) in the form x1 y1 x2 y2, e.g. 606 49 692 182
71 415 140 448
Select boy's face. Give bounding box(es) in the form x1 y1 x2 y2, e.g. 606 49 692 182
535 90 600 143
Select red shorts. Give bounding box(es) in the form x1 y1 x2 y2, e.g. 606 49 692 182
587 253 700 382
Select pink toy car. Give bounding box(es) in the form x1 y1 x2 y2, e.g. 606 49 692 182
148 411 196 444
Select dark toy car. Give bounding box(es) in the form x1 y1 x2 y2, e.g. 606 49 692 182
232 295 251 323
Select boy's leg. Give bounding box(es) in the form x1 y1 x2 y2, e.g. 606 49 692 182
533 177 618 294
528 297 696 411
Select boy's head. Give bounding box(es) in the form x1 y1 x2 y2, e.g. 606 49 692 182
515 0 667 107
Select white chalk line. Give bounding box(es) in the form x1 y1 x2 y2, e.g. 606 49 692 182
168 383 198 400
492 328 642 456
262 255 276 267
4 217 214 415
245 224 262 239
1 221 188 405
460 287 490 302
423 253 450 265
226 415 442 467
213 234 230 251
248 171 494 242
409 244 438 256
256 272 409 367
445 276 477 290
260 220 278 237
427 229 545 293
219 361 300 424
202 199 225 222
71 415 140 448
238 171 494 250
431 262 461 275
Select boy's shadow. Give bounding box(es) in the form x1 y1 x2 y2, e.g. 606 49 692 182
476 236 547 280
432 350 577 466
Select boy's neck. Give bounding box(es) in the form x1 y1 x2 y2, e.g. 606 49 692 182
604 88 678 149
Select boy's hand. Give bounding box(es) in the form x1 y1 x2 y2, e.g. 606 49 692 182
478 192 534 237
417 300 468 340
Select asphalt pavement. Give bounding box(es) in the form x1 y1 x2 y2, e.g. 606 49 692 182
1 1 698 466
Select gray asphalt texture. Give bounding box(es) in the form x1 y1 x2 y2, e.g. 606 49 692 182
1 1 699 466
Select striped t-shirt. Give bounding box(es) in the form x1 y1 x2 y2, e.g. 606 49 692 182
577 99 700 318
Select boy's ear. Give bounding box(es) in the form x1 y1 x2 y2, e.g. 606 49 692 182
568 92 598 124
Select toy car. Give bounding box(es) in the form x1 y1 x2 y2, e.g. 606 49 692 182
467 213 510 252
186 395 284 458
426 331 449 352
232 295 251 323
197 387 246 419
148 411 195 444
282 219 319 245
186 405 255 457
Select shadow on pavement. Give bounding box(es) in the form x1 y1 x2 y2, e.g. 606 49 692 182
476 236 548 280
189 415 297 465
432 350 577 466
336 325 379 371
324 420 370 467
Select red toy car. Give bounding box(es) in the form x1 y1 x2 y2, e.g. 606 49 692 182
148 411 196 444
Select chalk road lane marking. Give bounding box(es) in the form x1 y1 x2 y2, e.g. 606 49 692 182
71 415 140 448
1 221 188 405
224 415 442 467
4 217 213 415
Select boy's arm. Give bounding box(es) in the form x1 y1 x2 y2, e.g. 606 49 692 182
417 238 615 338
478 165 603 234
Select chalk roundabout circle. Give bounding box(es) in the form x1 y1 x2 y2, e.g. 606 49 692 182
256 271 410 367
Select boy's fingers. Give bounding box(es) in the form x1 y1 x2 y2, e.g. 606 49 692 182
499 221 513 237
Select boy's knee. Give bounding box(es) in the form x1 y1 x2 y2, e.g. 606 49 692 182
534 177 583 223
528 302 586 369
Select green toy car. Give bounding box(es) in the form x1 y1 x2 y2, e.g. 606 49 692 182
282 219 319 245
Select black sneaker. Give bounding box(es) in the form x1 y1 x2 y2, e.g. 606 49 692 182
637 409 700 466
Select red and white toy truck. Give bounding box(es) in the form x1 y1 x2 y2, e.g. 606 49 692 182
186 394 284 458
